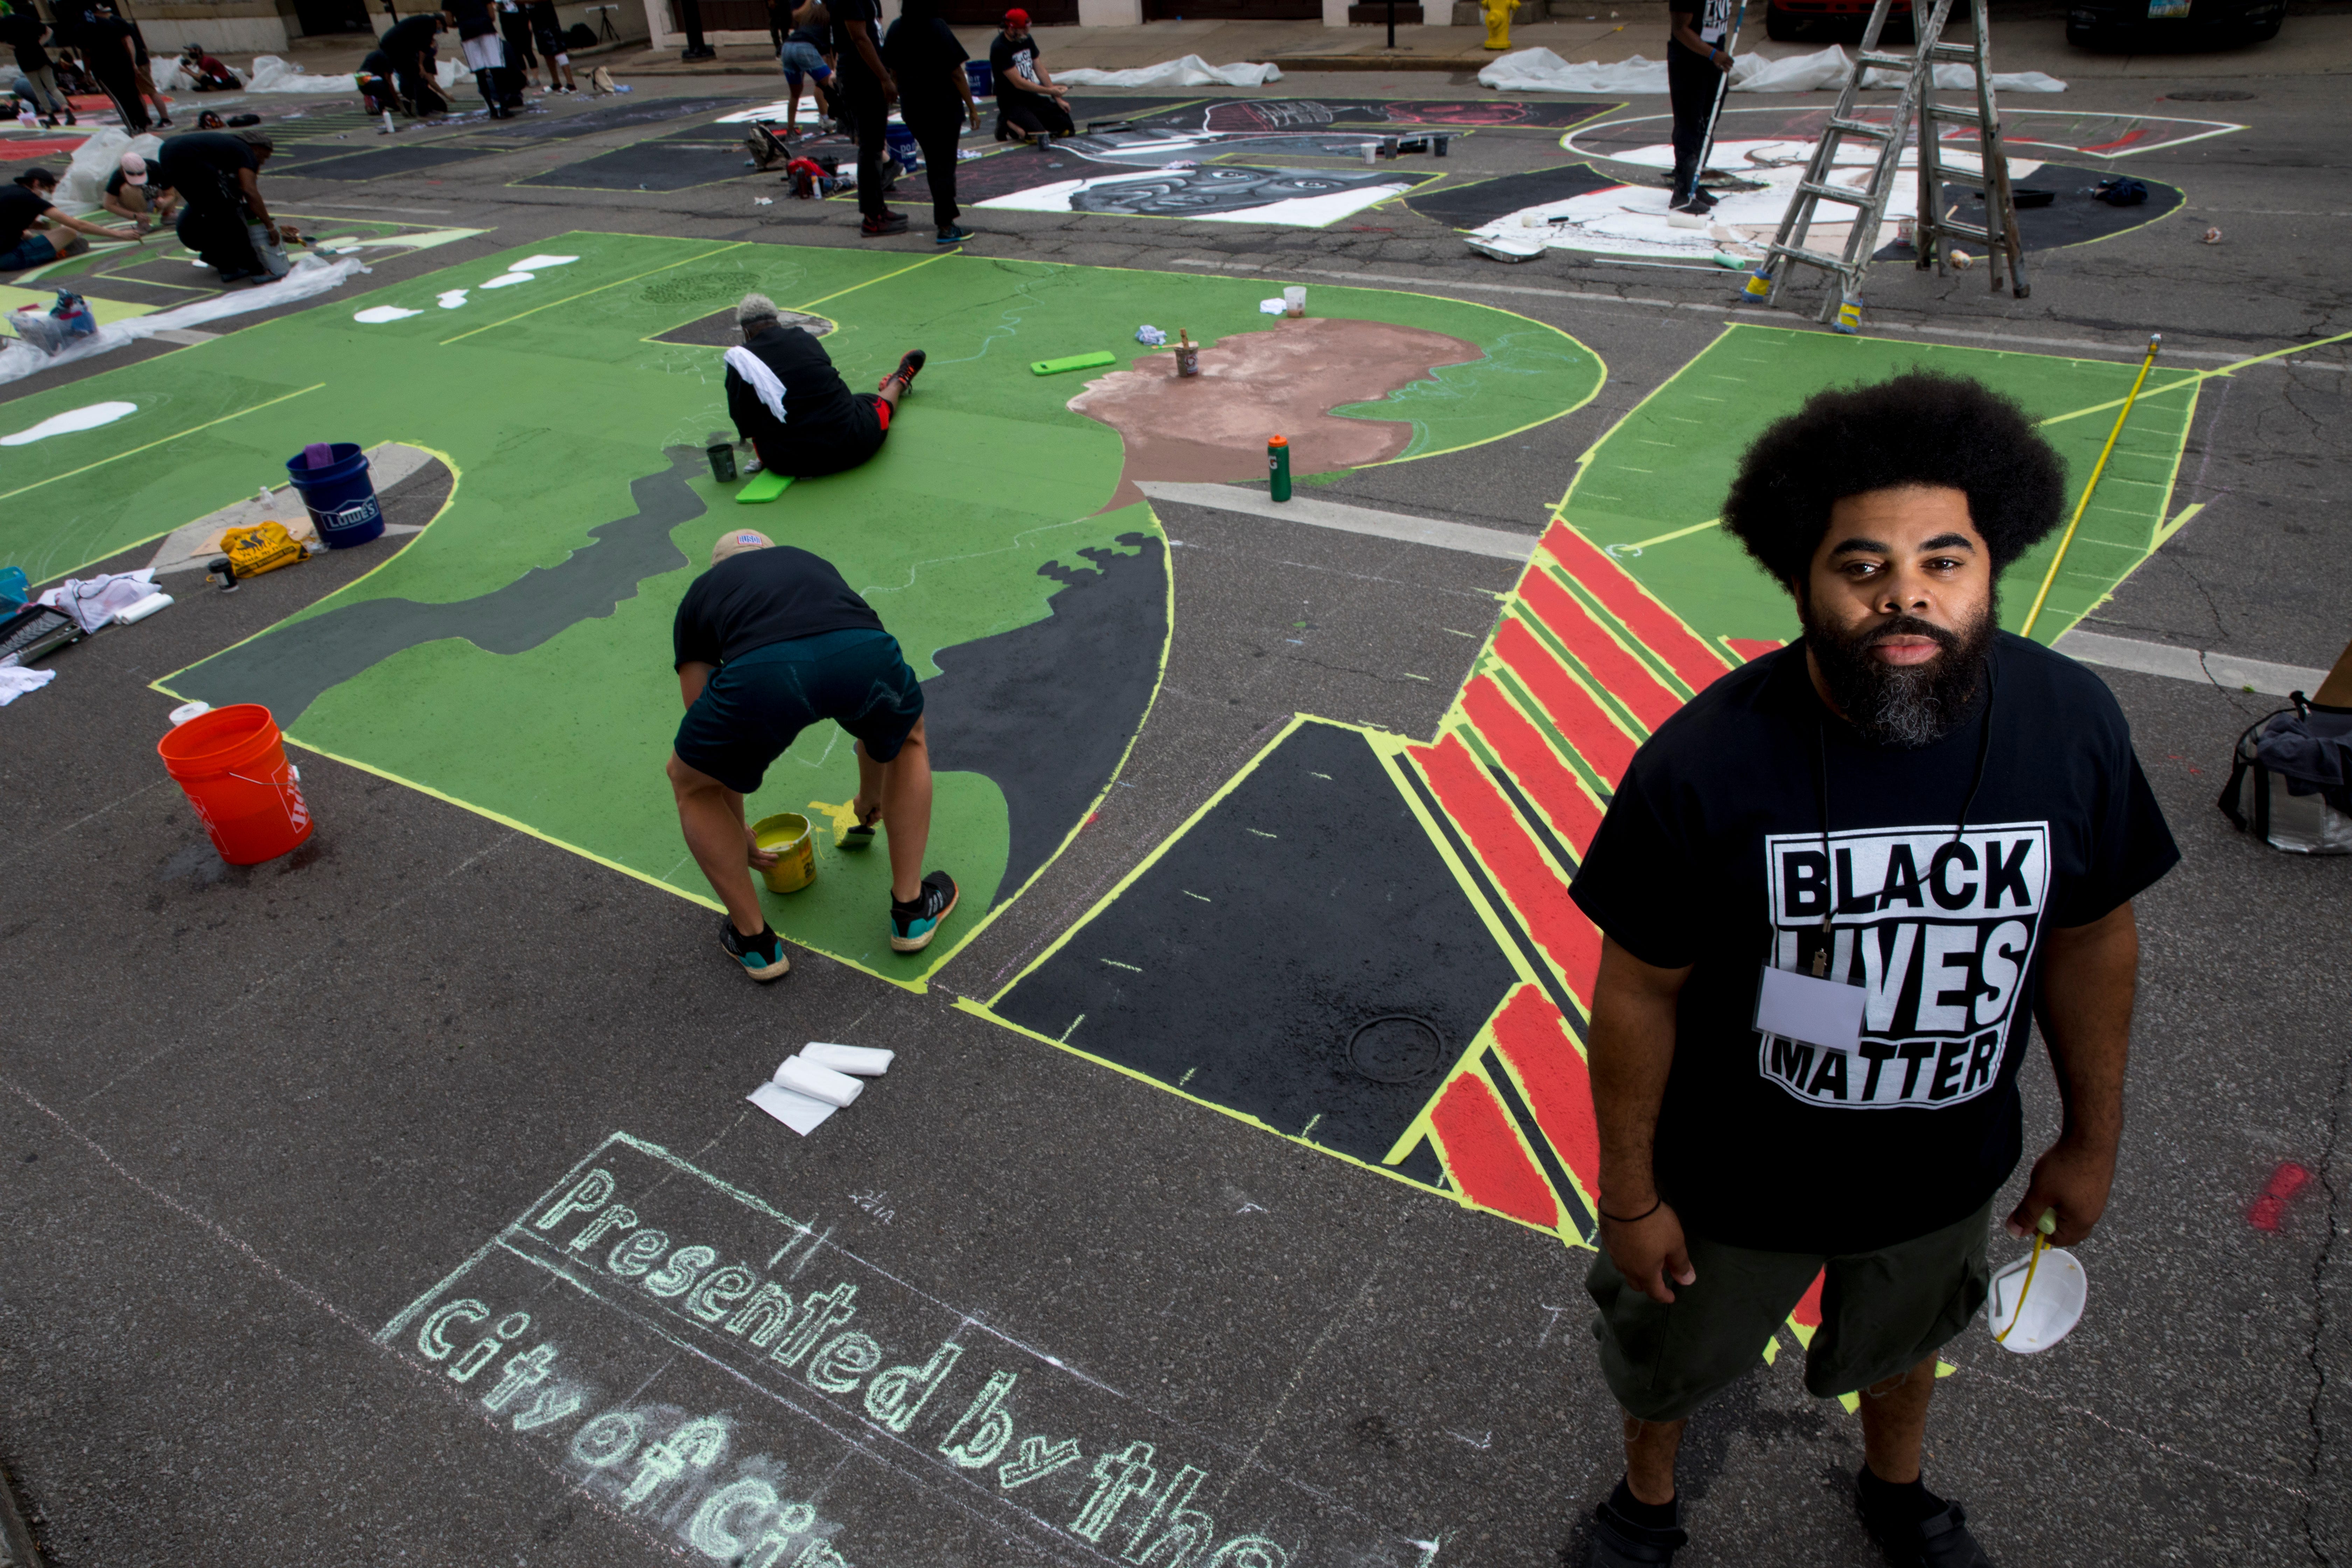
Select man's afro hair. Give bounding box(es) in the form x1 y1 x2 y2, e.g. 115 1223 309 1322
1721 371 2068 589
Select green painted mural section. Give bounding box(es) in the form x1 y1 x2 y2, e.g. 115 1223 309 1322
0 235 1602 985
1560 324 2198 648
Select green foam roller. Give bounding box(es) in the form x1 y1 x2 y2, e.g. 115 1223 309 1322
1030 351 1116 376
736 470 794 504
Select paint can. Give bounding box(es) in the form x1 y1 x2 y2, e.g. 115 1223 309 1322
1283 286 1305 319
752 812 816 894
169 700 212 727
707 431 738 483
1174 329 1198 377
1267 434 1291 502
1433 135 1450 158
1361 142 1378 164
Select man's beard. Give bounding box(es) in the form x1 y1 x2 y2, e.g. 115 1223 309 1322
1802 599 1996 749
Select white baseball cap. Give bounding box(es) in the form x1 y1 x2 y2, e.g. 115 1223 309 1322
712 528 773 564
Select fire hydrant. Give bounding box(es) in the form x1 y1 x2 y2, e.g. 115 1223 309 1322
1483 0 1514 49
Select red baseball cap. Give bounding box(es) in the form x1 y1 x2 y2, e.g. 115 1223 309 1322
1004 7 1030 23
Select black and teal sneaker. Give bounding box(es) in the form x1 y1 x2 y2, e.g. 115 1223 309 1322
719 916 791 981
889 871 958 953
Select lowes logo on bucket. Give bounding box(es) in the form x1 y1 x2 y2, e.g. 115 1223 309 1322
319 496 382 534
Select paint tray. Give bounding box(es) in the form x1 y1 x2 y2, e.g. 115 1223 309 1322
1031 351 1115 376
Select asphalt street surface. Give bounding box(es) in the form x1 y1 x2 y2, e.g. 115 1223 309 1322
1 28 2346 1568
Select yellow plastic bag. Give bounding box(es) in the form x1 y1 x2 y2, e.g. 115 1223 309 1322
220 520 309 579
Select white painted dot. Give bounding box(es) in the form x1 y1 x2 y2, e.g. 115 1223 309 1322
354 305 424 323
0 401 139 446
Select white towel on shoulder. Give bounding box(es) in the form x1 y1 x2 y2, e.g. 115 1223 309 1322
724 346 788 426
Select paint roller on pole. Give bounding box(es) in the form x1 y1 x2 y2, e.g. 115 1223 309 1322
2020 334 2162 640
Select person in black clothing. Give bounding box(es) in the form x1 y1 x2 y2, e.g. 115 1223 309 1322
1665 0 1734 215
722 291 923 480
526 0 575 92
1570 372 2178 1568
451 0 519 116
826 0 905 237
0 3 70 125
100 151 176 229
158 127 279 280
356 46 402 114
380 10 451 117
497 0 541 91
75 0 147 131
667 527 961 980
882 0 974 245
988 8 1069 143
0 167 138 271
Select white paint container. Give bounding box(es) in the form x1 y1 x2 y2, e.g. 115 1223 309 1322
1283 286 1306 318
115 592 173 625
169 700 212 726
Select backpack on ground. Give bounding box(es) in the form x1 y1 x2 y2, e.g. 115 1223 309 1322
2218 692 2352 854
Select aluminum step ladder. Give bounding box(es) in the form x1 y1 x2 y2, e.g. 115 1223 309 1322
1743 0 2025 328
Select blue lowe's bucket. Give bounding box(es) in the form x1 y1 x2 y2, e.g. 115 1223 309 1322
284 442 384 549
965 59 991 98
884 121 922 173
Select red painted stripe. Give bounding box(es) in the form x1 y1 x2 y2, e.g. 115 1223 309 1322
1416 733 1602 1004
1725 637 1785 664
1539 520 1736 695
1791 1268 1826 1329
2080 128 2149 154
1487 985 1601 1202
1461 675 1604 857
1518 569 1684 732
1429 1073 1560 1230
1492 618 1638 787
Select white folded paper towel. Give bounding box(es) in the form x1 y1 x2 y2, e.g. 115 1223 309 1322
748 1078 836 1135
802 1042 894 1076
776 1055 865 1108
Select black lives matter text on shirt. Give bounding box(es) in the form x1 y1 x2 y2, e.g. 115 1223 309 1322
672 547 885 670
1760 821 2048 1111
1569 635 2178 1253
989 33 1044 97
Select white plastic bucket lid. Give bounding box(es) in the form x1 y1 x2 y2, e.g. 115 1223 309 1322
169 700 212 727
1987 1246 2087 1354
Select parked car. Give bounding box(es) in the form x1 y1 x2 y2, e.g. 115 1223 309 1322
2066 0 2283 48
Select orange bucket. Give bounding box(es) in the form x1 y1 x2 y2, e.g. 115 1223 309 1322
156 703 315 865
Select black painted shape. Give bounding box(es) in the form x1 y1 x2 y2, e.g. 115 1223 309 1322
1391 1135 1448 1191
517 141 750 190
476 94 745 141
1405 163 1620 230
922 536 1166 906
1872 165 2184 259
173 447 707 727
992 721 1522 1172
283 145 493 181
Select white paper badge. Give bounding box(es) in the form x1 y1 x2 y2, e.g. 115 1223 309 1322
1754 965 1867 1053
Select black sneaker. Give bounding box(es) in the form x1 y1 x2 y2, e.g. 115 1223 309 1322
1857 1474 1991 1568
719 916 791 981
935 224 972 246
860 212 909 237
889 871 958 953
1589 1491 1686 1566
879 348 925 395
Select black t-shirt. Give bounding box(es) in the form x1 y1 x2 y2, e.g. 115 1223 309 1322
381 13 439 57
1567 634 2179 1254
989 32 1043 97
883 14 966 109
360 47 393 77
724 322 867 458
452 0 499 41
786 20 828 48
0 11 51 71
158 130 257 183
0 184 54 251
826 0 880 81
673 547 885 668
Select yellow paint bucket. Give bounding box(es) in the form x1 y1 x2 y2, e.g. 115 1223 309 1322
751 812 816 894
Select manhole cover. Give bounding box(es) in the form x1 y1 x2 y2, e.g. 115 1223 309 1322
1347 1015 1445 1084
2166 89 2254 101
639 268 762 305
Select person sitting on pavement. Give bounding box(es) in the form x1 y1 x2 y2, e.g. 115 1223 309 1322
378 9 451 117
100 151 177 228
1569 371 2180 1568
157 126 285 282
667 527 960 981
723 291 924 479
777 0 836 140
989 7 1070 144
0 167 138 272
178 41 239 89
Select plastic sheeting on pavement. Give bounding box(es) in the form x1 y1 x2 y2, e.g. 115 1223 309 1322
55 127 162 214
1477 44 2063 94
1052 55 1283 88
0 253 369 386
243 54 467 92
